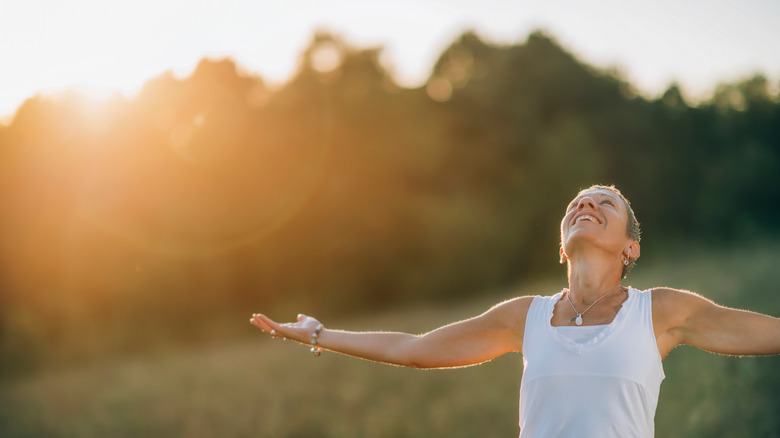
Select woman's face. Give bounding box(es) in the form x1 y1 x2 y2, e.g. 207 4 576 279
560 188 631 257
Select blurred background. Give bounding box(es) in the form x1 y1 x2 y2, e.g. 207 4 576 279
1 1 779 437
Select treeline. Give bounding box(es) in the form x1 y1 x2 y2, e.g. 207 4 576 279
1 31 778 372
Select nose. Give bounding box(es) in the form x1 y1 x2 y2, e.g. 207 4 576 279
577 196 597 210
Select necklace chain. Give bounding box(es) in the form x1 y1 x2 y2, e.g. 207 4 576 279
566 284 622 325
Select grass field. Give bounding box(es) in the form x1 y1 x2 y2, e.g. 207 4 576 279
2 242 780 437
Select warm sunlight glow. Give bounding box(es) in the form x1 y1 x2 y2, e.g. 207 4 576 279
1 7 779 436
311 42 344 74
0 0 206 118
426 78 453 102
47 88 123 136
2 0 779 120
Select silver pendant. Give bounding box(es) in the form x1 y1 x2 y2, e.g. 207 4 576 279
575 315 583 326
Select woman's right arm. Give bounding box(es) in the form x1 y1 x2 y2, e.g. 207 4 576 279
250 296 534 369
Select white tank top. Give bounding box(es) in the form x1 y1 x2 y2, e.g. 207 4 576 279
519 287 665 438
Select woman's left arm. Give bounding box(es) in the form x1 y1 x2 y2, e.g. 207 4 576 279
654 287 780 357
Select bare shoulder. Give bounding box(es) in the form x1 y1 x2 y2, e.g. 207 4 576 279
652 287 712 308
488 295 536 315
651 287 714 330
482 295 536 332
477 295 536 352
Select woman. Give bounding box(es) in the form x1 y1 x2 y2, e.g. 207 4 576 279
250 185 780 437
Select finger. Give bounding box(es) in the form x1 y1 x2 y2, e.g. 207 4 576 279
249 316 269 331
250 313 276 333
254 316 276 333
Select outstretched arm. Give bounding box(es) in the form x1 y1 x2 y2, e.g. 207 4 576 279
653 287 780 358
250 296 533 369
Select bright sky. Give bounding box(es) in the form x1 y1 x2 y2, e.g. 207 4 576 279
1 0 779 121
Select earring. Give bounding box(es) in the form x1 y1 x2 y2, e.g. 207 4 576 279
624 259 630 266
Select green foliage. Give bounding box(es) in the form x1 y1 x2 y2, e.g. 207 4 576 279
0 30 779 375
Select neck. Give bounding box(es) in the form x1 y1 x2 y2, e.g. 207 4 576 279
566 251 623 306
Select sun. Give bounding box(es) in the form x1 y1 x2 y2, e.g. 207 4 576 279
0 0 205 120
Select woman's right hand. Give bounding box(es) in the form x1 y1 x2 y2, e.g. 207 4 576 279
250 312 322 345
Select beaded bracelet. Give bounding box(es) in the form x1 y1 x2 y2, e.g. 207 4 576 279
310 323 324 356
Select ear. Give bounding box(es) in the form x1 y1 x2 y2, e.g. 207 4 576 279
625 241 641 261
559 247 568 264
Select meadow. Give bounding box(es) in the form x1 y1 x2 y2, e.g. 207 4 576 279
2 241 779 437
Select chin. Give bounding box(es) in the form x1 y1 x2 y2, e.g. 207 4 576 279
563 232 610 252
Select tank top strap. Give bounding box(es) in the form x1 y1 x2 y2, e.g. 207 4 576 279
522 292 563 355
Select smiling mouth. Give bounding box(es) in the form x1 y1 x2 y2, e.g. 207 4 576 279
574 214 600 224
